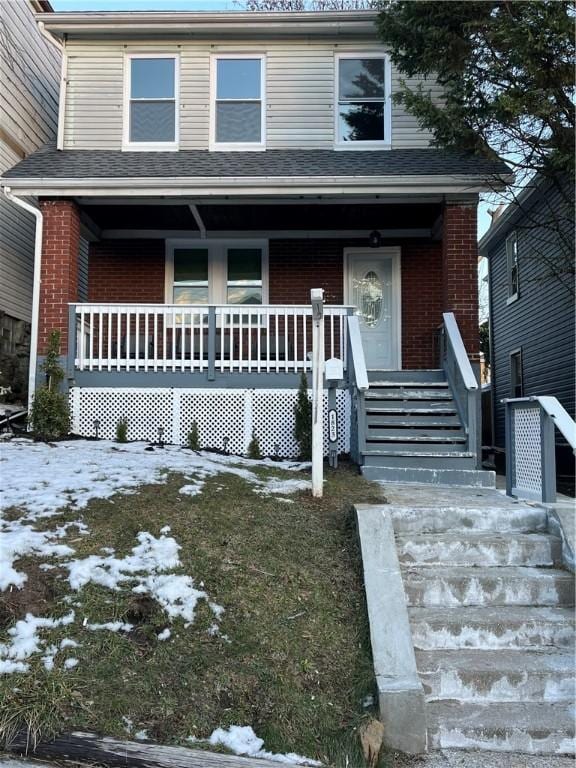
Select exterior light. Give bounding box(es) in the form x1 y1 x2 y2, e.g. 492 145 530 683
369 230 382 249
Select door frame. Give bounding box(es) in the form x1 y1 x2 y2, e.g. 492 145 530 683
344 246 402 370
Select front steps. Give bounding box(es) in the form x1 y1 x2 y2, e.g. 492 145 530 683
392 504 576 755
360 370 494 486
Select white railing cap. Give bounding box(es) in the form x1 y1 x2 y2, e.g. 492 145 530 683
443 312 478 391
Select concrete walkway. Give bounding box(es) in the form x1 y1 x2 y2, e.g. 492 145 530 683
393 748 576 767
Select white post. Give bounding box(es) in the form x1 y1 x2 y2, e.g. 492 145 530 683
311 288 324 498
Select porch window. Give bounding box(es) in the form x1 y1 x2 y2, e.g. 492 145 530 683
211 56 265 149
506 232 519 301
173 249 209 305
510 349 523 397
125 55 178 149
227 249 263 304
336 54 390 146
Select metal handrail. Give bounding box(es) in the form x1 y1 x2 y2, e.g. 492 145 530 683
504 396 576 452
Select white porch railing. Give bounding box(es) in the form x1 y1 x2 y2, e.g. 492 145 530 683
69 303 353 376
504 396 576 503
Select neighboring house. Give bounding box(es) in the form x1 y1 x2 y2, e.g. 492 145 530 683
0 10 509 484
0 0 60 401
479 174 575 477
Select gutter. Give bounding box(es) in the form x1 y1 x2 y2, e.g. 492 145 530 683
2 189 43 415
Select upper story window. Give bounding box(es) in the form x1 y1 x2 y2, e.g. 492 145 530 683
336 53 391 148
211 55 265 150
124 54 179 150
506 231 520 302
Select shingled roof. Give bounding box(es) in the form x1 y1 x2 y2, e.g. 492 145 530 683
3 144 509 180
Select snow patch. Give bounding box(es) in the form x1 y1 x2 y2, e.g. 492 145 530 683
0 612 75 675
208 725 321 766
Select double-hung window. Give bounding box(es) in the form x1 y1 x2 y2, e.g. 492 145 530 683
506 232 520 302
336 54 390 147
125 54 178 150
211 55 265 149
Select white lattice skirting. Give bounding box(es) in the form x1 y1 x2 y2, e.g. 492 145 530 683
70 387 351 458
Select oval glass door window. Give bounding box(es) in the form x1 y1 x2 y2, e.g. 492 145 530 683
354 270 383 327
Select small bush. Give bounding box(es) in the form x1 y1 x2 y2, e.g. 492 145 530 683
115 417 128 443
247 430 262 460
294 372 312 460
29 330 70 441
187 421 200 451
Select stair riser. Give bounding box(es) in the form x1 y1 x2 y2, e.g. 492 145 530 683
420 669 575 703
366 402 457 413
366 416 462 427
410 619 575 651
391 507 548 534
397 539 561 567
363 455 476 469
361 466 495 487
427 723 575 754
365 441 467 453
366 428 465 439
367 369 445 383
404 573 575 608
366 391 454 400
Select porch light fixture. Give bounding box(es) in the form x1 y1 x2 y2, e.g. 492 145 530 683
93 419 100 439
368 230 382 249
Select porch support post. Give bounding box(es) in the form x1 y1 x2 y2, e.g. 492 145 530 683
38 200 81 378
207 305 216 381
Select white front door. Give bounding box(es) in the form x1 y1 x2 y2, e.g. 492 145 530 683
346 248 401 370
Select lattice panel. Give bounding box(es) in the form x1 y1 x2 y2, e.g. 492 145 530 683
177 389 248 455
512 407 542 493
70 387 173 442
70 387 350 458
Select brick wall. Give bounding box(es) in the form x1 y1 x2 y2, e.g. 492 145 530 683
269 239 347 305
401 241 443 368
442 202 480 358
38 199 80 354
88 240 165 303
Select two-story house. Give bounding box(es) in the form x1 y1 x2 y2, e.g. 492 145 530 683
0 0 60 402
0 10 509 484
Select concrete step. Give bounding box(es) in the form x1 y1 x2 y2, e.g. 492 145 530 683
366 415 462 427
366 403 458 414
361 466 496 487
409 606 576 650
416 649 575 702
366 389 454 400
362 452 476 469
396 532 562 567
426 700 575 754
403 566 575 608
390 505 548 534
367 369 445 383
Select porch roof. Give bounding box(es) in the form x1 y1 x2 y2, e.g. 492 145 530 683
3 145 510 188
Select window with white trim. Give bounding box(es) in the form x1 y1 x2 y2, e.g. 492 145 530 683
167 242 267 305
125 55 178 149
510 349 523 398
211 56 265 149
506 231 520 301
336 54 390 146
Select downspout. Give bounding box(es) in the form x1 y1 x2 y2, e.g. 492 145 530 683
2 188 43 414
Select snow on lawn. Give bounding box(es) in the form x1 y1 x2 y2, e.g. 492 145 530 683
207 725 322 766
0 439 310 674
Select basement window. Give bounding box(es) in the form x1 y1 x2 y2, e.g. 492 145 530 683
335 53 391 148
124 55 179 150
211 55 265 150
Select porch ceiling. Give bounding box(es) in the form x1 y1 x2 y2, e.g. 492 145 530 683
80 201 441 234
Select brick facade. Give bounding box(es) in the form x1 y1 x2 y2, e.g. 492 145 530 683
442 202 480 358
88 240 165 303
38 200 80 354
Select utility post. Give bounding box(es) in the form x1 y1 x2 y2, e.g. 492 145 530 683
310 288 324 498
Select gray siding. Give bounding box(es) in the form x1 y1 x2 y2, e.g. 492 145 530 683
488 180 575 450
0 0 60 323
63 38 441 151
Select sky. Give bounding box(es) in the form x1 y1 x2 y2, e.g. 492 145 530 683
50 0 498 238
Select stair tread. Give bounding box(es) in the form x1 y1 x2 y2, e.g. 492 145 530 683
367 436 467 442
366 407 458 414
365 391 454 399
369 381 449 387
426 699 576 731
397 531 560 543
415 647 576 673
410 605 576 625
363 450 475 457
404 565 573 578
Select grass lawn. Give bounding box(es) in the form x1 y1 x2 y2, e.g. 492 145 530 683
0 448 393 768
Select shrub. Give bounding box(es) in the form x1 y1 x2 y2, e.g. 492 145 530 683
115 417 128 443
29 330 70 441
187 421 200 451
293 372 312 460
247 430 262 460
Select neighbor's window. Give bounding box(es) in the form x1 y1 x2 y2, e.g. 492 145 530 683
127 55 178 147
337 55 389 144
213 56 264 147
227 249 263 305
510 349 523 398
506 232 519 300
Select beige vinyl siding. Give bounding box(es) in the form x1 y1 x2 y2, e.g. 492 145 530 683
63 38 440 151
0 0 60 323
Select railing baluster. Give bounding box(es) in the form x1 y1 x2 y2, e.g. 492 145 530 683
153 311 158 372
220 308 225 372
116 309 121 371
97 310 103 372
238 310 243 372
180 308 185 372
162 309 167 372
199 310 204 372
88 308 94 371
107 309 112 371
330 313 335 359
79 307 85 371
190 310 195 372
247 309 252 372
135 310 140 372
303 313 307 372
293 312 298 373
144 311 149 372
